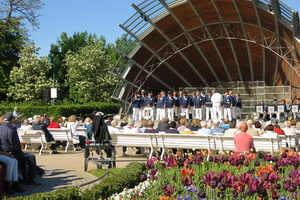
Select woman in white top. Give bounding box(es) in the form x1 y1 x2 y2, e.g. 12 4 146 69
67 115 86 150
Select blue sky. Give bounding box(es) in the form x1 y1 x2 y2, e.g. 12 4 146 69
28 0 300 56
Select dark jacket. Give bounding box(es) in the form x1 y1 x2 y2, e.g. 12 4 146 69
32 122 55 142
157 121 170 132
0 122 23 154
165 128 180 134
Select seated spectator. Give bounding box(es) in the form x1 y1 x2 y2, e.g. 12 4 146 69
224 121 238 136
190 119 201 131
234 123 255 154
105 114 114 126
211 120 226 134
196 121 213 135
220 118 230 130
144 120 158 133
246 120 259 136
166 121 180 134
157 117 170 132
282 121 297 136
261 124 278 138
177 118 187 133
0 113 40 185
107 120 120 134
181 122 194 134
47 116 60 128
57 117 64 127
139 119 149 133
12 117 21 128
253 121 264 135
32 116 59 154
0 144 25 194
290 119 298 130
271 118 285 135
123 119 141 133
67 115 86 150
18 118 33 135
84 117 92 128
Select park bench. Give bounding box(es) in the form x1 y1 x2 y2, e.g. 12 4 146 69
17 129 55 155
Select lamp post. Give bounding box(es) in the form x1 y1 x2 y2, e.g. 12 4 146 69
48 54 57 105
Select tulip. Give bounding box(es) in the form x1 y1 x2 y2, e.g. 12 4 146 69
232 190 238 198
281 152 287 158
218 183 226 191
197 190 206 198
254 161 260 166
271 191 279 199
273 183 281 189
139 173 147 182
217 192 225 198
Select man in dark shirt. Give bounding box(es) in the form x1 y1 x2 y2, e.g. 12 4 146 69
157 117 170 132
166 121 179 133
0 113 40 185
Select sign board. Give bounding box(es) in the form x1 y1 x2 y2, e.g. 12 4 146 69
51 88 57 99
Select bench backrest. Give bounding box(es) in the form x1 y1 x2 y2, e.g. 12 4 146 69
48 129 70 141
111 133 154 148
252 136 281 155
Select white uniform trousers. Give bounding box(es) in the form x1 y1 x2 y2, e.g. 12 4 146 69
191 106 195 119
269 112 280 120
181 108 190 119
132 108 140 121
206 107 212 120
167 108 174 120
212 103 222 121
174 107 179 117
157 108 166 121
194 108 204 120
223 107 232 121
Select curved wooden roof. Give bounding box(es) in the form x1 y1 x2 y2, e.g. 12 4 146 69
112 0 300 103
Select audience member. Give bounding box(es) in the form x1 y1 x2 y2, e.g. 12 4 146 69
139 119 149 133
261 124 278 138
177 118 187 133
224 121 238 136
166 121 180 133
107 120 120 134
271 118 285 135
246 120 259 136
234 123 255 155
282 121 296 136
220 118 230 129
157 117 170 132
84 117 92 128
181 122 194 134
32 116 59 154
190 119 201 131
47 116 60 128
144 120 158 133
67 115 86 150
211 120 226 134
0 113 40 185
196 121 213 135
253 121 263 135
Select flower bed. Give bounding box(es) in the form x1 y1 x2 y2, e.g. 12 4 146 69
114 150 300 200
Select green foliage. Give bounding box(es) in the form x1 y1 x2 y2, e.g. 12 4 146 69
83 162 146 199
65 39 117 103
88 168 124 178
0 102 121 118
7 43 52 101
9 162 146 200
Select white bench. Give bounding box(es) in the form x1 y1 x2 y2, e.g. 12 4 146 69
48 129 75 151
17 129 55 155
252 136 281 155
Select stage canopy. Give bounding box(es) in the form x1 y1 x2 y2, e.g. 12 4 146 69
110 0 300 109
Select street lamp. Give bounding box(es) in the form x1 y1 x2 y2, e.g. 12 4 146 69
48 54 57 105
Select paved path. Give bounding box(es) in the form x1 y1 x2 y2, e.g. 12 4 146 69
10 146 147 198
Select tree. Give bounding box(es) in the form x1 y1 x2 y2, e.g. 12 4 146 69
65 40 117 103
7 43 52 102
49 32 102 100
0 0 43 28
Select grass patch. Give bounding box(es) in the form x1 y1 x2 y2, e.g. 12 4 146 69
88 168 124 178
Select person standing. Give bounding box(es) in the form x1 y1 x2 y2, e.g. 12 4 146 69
180 91 191 119
131 92 142 121
229 91 237 119
12 107 23 118
190 91 196 119
205 92 212 120
173 91 180 118
193 91 204 120
156 91 167 121
223 92 233 121
166 91 175 120
235 93 242 119
211 89 223 122
143 91 155 120
293 98 300 120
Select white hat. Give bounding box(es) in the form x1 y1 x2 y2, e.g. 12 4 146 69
28 117 33 123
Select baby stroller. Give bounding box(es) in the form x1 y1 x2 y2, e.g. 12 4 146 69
84 112 116 171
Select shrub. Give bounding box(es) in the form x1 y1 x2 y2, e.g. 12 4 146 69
0 102 120 118
9 162 146 200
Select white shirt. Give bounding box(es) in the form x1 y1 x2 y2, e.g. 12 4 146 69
283 127 296 136
211 92 223 103
261 131 278 138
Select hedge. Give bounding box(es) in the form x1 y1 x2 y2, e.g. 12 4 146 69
0 102 121 118
9 162 146 200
